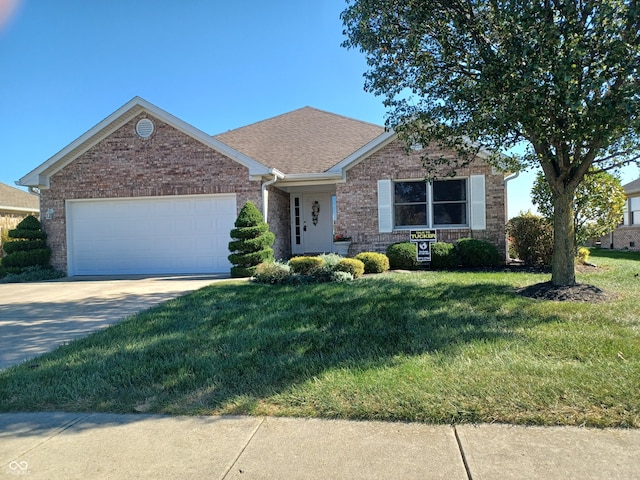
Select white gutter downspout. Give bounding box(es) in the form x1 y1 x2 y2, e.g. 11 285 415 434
504 171 520 221
261 170 285 221
504 171 520 260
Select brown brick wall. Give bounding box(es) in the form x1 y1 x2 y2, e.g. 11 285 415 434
266 184 291 259
335 140 507 257
40 114 264 272
597 226 640 251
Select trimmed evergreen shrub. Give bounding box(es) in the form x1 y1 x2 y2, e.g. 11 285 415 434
288 256 324 275
3 239 47 254
228 201 275 277
386 242 419 270
506 213 554 266
355 252 390 274
456 238 502 268
1 216 52 274
335 258 365 278
430 242 458 269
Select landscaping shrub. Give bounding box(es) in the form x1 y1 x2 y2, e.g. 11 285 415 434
0 265 65 283
289 256 324 275
456 238 502 268
506 212 554 266
576 247 590 265
317 253 342 268
355 252 390 274
228 201 275 277
335 258 365 278
329 271 354 282
253 261 291 284
386 242 419 270
430 242 458 269
1 216 52 274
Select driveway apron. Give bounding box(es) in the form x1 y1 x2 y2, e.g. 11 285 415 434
0 275 227 370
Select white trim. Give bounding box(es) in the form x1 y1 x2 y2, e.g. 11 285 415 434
469 175 486 230
377 179 393 233
329 131 397 174
0 205 39 214
18 97 271 188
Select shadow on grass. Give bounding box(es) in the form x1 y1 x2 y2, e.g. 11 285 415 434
0 274 560 417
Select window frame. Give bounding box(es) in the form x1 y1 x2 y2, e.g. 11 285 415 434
392 178 469 229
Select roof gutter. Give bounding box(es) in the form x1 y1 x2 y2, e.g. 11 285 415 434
261 169 285 221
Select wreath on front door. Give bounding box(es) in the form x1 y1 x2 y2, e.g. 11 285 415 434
312 201 320 225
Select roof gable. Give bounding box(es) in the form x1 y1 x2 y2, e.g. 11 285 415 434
214 107 385 175
18 97 271 188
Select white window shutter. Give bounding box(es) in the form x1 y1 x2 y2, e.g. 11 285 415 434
377 179 393 233
469 175 486 230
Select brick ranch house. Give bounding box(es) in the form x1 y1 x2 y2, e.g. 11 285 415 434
18 97 512 276
596 177 640 251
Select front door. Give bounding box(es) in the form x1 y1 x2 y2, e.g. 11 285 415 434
292 193 333 254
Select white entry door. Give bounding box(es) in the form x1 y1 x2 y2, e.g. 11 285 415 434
301 193 333 253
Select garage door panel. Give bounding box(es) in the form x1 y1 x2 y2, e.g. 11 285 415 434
67 195 237 275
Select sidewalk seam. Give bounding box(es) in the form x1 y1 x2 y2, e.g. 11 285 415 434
3 413 93 467
454 426 474 480
221 417 265 480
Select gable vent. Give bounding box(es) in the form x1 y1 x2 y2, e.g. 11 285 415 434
136 118 154 138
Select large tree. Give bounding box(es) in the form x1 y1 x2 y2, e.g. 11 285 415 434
342 0 640 286
531 169 626 247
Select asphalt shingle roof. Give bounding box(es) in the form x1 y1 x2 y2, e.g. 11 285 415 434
214 107 385 175
0 182 39 211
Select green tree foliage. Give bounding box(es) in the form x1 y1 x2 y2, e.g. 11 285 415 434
1 215 51 273
228 201 275 278
531 169 626 248
342 0 640 285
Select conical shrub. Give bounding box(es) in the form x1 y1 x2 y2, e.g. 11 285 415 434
228 201 275 277
2 215 52 273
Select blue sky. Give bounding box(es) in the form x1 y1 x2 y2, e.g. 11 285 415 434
1 0 637 218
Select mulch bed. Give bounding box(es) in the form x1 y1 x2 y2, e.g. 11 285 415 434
516 281 617 303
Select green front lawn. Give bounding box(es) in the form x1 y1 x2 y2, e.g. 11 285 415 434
1 249 639 427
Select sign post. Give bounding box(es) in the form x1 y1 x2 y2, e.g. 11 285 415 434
410 230 437 263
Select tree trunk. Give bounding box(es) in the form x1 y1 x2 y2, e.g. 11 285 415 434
551 190 577 286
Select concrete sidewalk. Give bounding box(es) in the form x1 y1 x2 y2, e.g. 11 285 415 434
1 413 638 479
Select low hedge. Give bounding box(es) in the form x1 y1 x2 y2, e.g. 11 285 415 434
289 256 325 275
335 258 365 278
430 242 458 269
355 252 390 274
386 242 419 270
456 238 502 268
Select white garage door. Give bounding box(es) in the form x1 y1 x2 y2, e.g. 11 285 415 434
67 194 237 275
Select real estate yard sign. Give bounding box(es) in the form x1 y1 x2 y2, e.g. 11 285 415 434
410 230 437 263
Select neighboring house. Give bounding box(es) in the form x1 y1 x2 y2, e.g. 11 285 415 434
0 182 39 253
598 178 640 250
18 97 509 276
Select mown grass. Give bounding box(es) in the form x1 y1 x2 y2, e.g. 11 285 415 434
1 248 638 427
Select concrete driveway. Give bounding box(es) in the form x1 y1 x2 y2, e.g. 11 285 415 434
0 275 229 370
